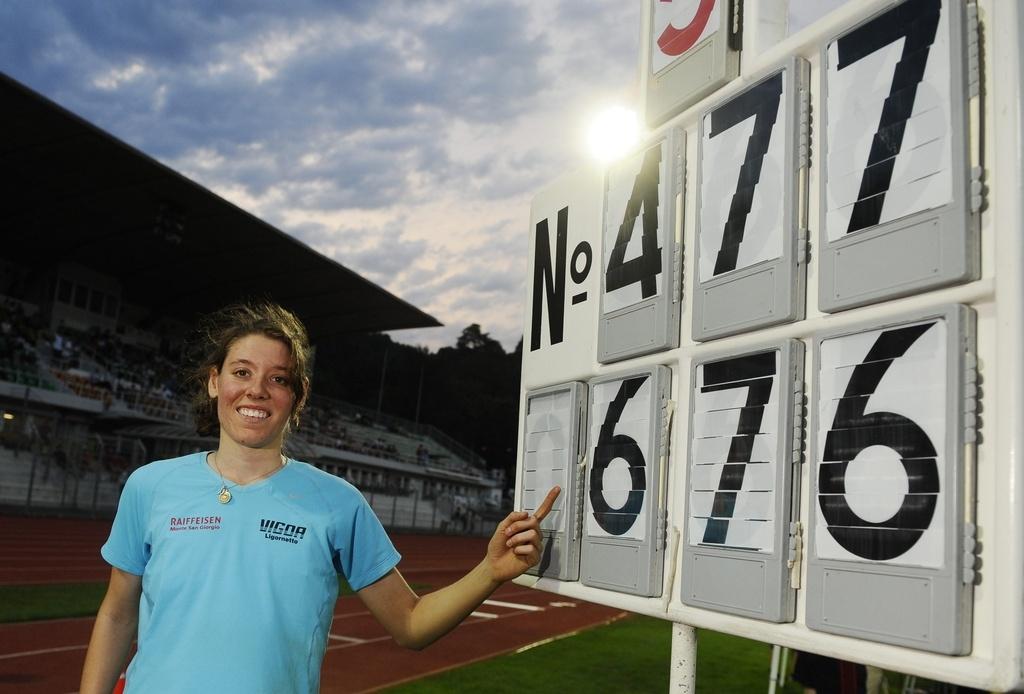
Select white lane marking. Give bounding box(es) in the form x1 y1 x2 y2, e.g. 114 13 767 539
482 599 544 612
0 644 87 660
332 609 371 619
330 588 551 620
549 601 578 608
324 606 552 653
492 588 553 601
469 611 499 619
328 634 368 644
325 635 392 652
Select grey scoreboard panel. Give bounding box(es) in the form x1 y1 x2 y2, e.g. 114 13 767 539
807 304 977 654
521 382 588 581
817 0 980 312
682 340 805 622
598 127 683 364
643 0 741 128
692 57 809 342
582 365 672 596
517 0 1000 674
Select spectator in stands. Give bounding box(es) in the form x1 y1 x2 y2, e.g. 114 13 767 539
81 300 559 694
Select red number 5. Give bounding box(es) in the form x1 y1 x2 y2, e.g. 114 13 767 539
657 0 716 57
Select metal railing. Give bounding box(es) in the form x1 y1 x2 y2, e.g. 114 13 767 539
364 490 494 537
113 390 191 422
7 432 149 514
307 393 487 469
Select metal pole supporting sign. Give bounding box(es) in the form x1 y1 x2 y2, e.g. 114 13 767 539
670 623 697 692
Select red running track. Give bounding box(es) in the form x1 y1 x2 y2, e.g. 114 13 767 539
0 516 624 693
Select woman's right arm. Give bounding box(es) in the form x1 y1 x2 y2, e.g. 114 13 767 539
80 567 142 694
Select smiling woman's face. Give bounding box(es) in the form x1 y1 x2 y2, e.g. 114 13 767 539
207 333 296 452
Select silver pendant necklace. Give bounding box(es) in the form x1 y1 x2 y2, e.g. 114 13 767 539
210 452 284 504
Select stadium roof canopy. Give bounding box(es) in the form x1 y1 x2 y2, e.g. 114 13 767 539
0 73 441 340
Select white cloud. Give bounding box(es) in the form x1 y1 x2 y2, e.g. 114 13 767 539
237 25 318 83
3 0 643 352
92 61 146 90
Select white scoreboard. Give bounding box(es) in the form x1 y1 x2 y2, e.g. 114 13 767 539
515 0 1024 690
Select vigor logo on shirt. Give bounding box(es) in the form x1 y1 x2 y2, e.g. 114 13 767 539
259 518 307 545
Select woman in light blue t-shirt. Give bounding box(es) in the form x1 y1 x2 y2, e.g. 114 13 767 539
80 302 558 694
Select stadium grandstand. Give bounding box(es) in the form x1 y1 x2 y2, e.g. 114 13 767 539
0 73 503 534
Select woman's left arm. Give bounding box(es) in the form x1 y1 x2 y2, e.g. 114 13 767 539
358 486 560 650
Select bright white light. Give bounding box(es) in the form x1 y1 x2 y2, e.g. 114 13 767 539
587 106 640 162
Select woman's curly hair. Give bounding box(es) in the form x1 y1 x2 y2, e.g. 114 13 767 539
188 301 312 437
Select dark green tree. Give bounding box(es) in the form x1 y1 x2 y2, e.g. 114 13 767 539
311 325 522 488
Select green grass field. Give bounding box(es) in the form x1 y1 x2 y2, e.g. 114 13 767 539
387 615 805 694
0 582 110 622
0 577 418 623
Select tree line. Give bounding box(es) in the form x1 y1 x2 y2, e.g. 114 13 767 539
311 325 521 491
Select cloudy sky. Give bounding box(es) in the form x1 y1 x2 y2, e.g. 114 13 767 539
1 1 642 350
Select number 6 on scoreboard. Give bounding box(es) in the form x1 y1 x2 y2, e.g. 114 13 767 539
807 304 977 654
582 365 672 596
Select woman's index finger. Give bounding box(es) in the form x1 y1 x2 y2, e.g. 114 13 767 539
533 486 561 521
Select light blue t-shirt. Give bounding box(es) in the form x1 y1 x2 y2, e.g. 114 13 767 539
101 452 401 694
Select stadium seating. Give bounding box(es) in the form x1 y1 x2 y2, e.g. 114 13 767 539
0 300 55 391
0 313 501 532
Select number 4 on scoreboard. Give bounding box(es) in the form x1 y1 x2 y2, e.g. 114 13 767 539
598 128 683 364
604 145 662 301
